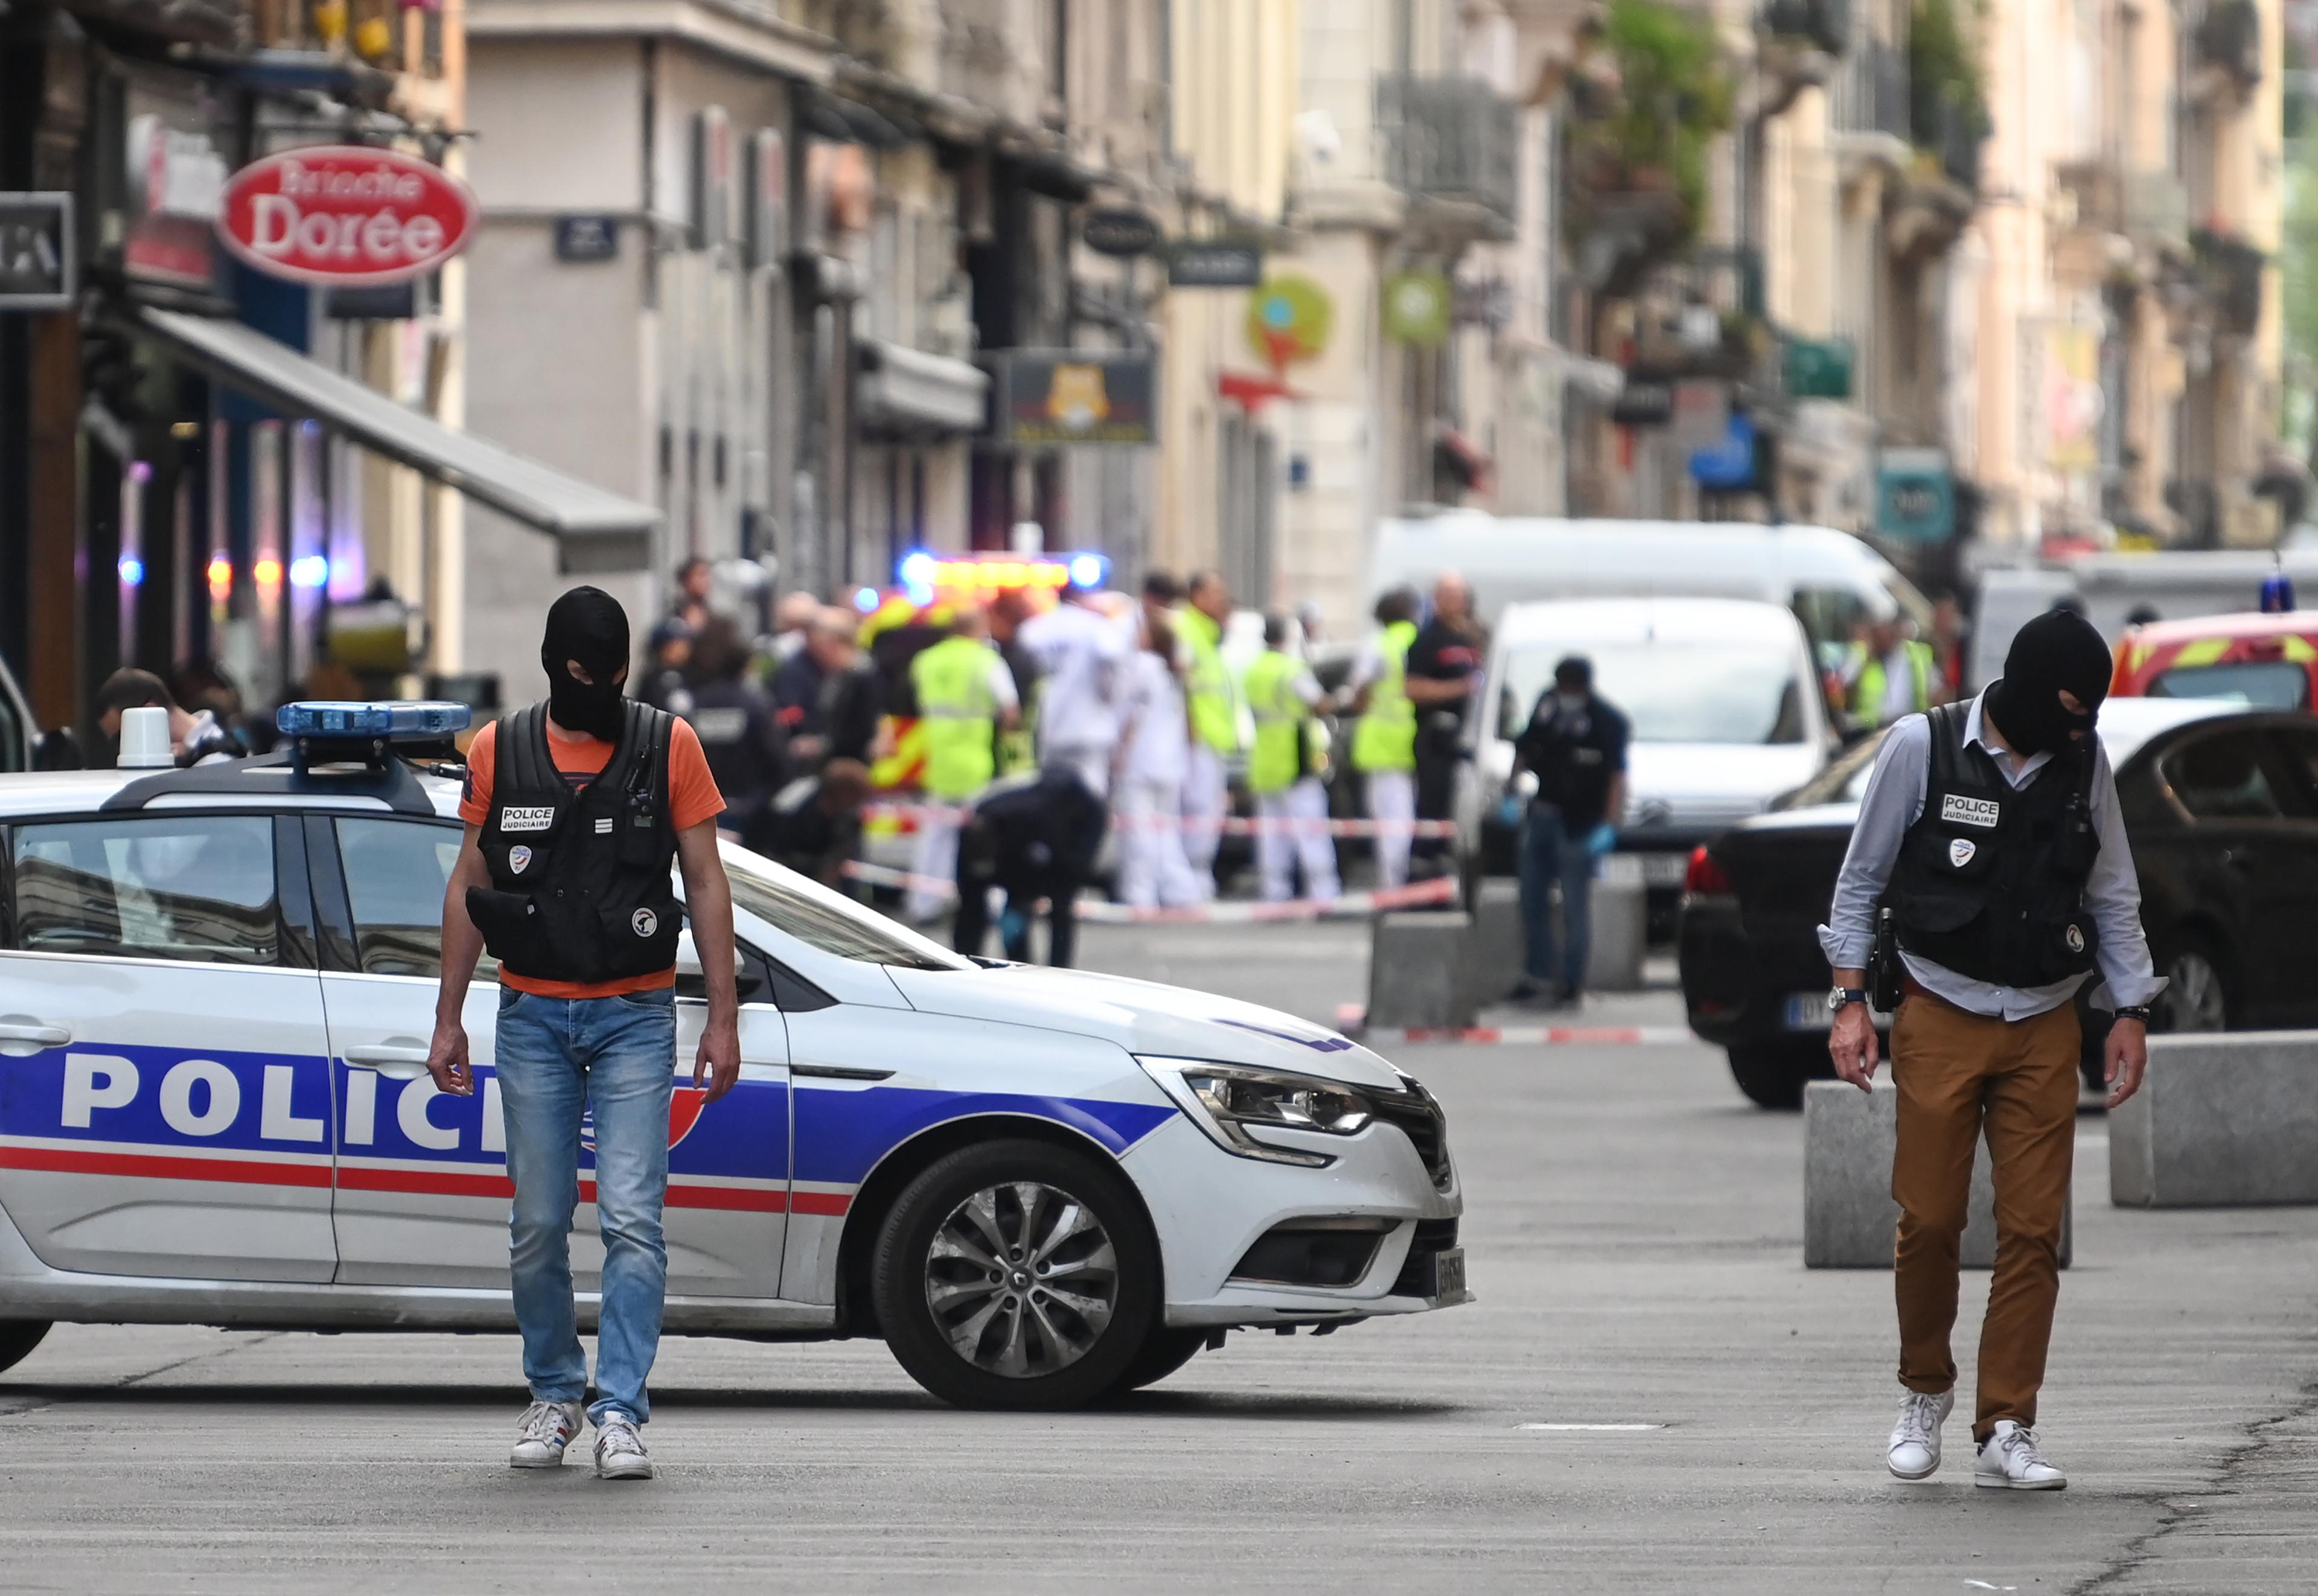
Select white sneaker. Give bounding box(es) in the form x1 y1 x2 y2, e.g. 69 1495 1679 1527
509 1399 584 1469
1975 1420 2067 1490
1887 1388 1953 1480
593 1413 655 1481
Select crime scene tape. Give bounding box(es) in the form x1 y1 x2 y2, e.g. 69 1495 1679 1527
840 860 1457 923
861 801 1459 838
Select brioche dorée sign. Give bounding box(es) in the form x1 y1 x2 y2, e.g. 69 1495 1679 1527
217 147 477 287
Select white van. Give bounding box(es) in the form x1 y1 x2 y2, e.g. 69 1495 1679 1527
1460 597 1832 924
1371 512 1932 675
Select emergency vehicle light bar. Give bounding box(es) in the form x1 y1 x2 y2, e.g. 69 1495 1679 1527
275 700 472 740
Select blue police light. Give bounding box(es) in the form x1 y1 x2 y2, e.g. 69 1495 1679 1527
1068 552 1108 589
276 700 473 740
2261 569 2296 614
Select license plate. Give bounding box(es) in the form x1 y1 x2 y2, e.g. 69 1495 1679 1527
1430 1246 1468 1303
1601 852 1688 887
1785 991 1832 1030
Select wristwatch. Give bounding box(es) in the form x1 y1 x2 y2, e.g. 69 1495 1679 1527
2112 1004 2153 1024
1828 986 1869 1013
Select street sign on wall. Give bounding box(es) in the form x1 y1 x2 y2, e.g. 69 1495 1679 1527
218 147 477 287
0 193 74 310
986 350 1157 447
554 214 619 263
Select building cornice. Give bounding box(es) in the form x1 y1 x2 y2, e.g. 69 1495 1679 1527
464 0 837 83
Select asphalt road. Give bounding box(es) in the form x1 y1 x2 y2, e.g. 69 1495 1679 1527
3 921 2316 1594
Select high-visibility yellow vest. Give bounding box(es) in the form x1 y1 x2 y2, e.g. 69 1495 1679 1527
1352 620 1418 773
910 635 1000 800
1177 605 1242 754
1850 639 1934 726
1244 650 1314 796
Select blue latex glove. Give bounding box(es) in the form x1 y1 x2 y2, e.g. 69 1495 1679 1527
1585 822 1618 857
1496 794 1525 829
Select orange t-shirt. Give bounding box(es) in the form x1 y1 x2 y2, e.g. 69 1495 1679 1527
459 714 725 998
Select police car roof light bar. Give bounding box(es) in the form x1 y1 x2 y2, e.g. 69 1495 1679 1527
276 700 470 774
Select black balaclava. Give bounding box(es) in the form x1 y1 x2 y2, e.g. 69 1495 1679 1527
541 586 631 741
1986 608 2112 758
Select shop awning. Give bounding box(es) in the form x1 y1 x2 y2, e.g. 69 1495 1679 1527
135 307 660 572
855 338 990 438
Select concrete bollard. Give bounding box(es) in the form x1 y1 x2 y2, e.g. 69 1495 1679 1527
1585 875 1647 993
1804 1079 2072 1269
1461 879 1524 1011
2111 1032 2318 1208
1366 911 1477 1032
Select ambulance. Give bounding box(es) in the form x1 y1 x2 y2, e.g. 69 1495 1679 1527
0 701 1464 1409
2110 611 2318 711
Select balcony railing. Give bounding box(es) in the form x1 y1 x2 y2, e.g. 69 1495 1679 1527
1831 40 1909 141
1377 74 1520 235
250 0 447 80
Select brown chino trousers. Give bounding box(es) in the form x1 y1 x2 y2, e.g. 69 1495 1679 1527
1889 988 2080 1441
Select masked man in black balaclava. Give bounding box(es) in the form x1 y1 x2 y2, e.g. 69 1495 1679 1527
1815 605 2160 1494
427 584 744 1483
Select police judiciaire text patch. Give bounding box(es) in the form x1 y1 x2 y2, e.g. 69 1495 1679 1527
1939 794 2000 829
499 806 556 833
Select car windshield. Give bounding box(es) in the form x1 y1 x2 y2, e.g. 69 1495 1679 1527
2147 660 2309 710
1499 640 1806 744
720 843 972 971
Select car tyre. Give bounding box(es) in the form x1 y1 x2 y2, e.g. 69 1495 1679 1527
872 1138 1160 1412
1105 1327 1205 1396
2154 935 2232 1035
0 1321 51 1377
1727 1042 1821 1110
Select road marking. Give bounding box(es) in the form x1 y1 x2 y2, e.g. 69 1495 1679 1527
1518 1422 1667 1431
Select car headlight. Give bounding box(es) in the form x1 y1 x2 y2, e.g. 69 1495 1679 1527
1137 1057 1376 1167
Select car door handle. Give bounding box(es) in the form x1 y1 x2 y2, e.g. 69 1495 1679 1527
0 1020 71 1047
342 1044 432 1080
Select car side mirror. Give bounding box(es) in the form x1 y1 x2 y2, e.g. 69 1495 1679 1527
674 927 742 983
32 726 83 771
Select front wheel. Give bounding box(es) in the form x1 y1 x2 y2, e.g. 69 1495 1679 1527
1106 1327 1205 1396
2154 939 2231 1034
0 1321 51 1376
1728 1042 1824 1110
872 1138 1160 1411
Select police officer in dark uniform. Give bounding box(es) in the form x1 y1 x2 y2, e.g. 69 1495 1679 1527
429 587 742 1482
1822 608 2160 1492
1508 656 1629 1006
953 764 1108 966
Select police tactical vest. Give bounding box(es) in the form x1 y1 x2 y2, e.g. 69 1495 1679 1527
1887 701 2101 989
466 700 682 985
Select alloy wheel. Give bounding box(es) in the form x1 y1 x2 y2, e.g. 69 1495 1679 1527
924 1181 1119 1378
2162 950 2227 1033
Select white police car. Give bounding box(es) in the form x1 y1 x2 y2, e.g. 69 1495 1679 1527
0 702 1465 1409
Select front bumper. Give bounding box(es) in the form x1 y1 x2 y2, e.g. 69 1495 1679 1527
1119 1109 1469 1328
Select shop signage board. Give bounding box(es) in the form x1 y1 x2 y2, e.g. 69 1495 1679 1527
0 193 74 310
1169 238 1263 288
986 350 1157 447
218 147 478 287
1877 447 1956 541
1082 207 1161 257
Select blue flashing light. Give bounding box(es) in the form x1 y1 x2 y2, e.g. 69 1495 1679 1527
2261 570 2296 614
289 554 331 590
1068 552 1108 589
276 700 473 740
117 555 145 587
854 586 881 613
898 550 936 587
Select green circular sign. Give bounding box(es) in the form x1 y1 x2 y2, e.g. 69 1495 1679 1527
1245 275 1334 369
1383 269 1452 346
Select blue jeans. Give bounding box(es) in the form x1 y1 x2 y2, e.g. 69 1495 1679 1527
1518 806 1597 990
494 986 675 1425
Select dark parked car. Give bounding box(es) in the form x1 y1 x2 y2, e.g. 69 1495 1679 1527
1679 697 2312 1108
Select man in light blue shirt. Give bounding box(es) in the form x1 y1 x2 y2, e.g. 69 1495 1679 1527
1818 609 2160 1493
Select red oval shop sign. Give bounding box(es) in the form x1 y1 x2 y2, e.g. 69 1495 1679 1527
217 146 477 286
